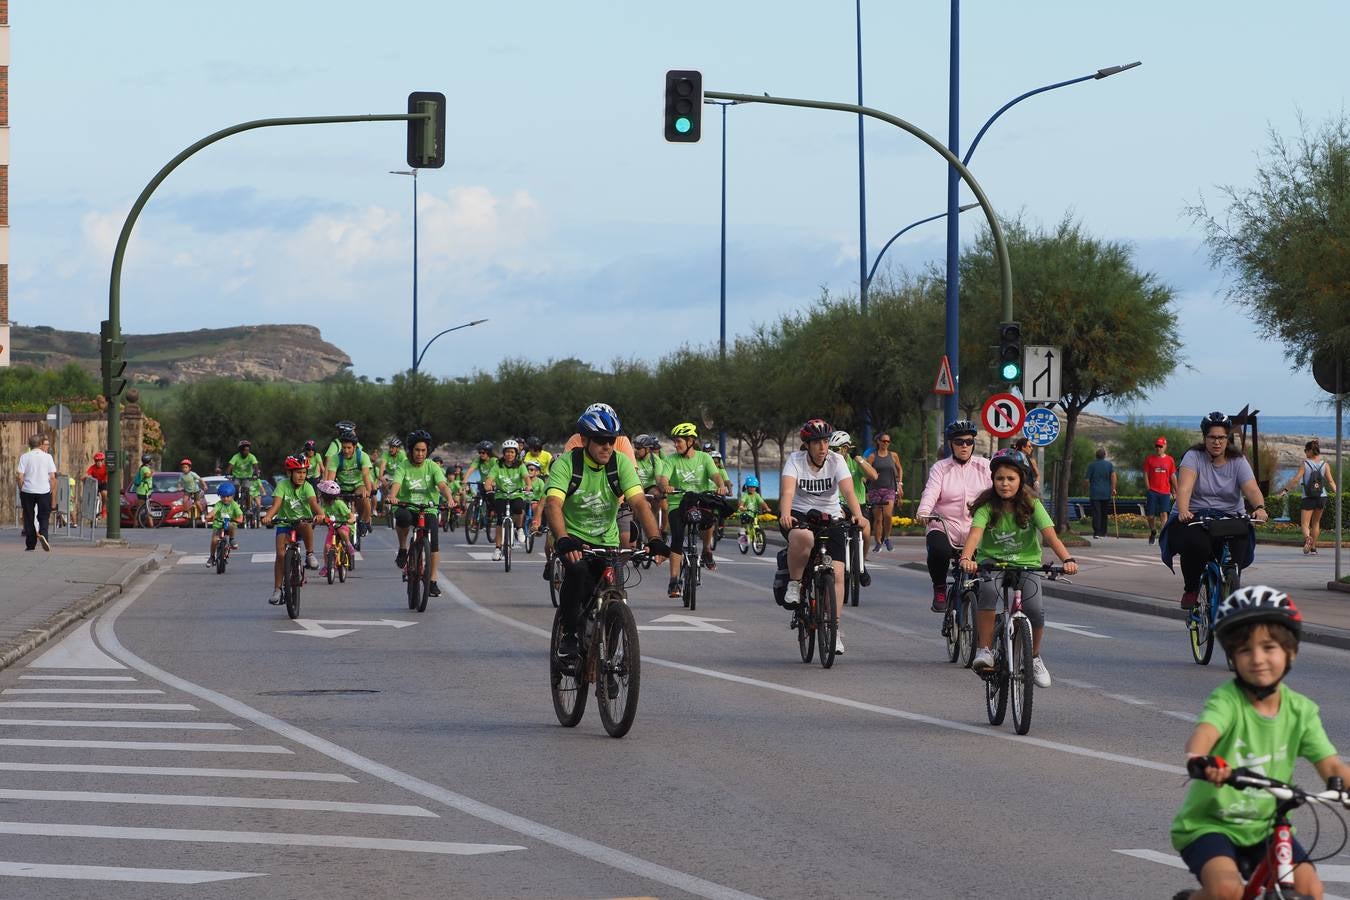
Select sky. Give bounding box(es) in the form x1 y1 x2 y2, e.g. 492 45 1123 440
9 1 1349 417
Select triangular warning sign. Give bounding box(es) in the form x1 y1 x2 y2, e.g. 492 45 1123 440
934 356 955 395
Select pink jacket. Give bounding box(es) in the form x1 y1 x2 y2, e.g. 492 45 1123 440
916 455 992 547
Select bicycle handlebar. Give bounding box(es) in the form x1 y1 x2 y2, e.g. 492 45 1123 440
578 547 656 565
976 561 1068 577
1186 756 1350 808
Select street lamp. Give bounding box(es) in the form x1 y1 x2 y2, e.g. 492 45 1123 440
865 202 979 292
706 98 739 458
414 319 489 373
389 168 420 372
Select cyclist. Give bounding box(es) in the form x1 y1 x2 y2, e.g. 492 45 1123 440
314 479 357 578
486 438 533 562
1171 586 1349 900
325 429 375 536
134 453 155 526
736 475 767 548
829 431 875 587
446 463 467 510
1164 412 1269 611
260 455 325 605
389 430 455 597
710 450 731 494
544 405 669 658
177 458 206 522
85 451 108 520
524 436 552 476
321 420 359 468
660 421 727 596
376 437 405 517
633 434 668 540
226 440 261 517
957 449 1078 684
778 419 866 656
525 460 546 534
301 439 323 490
205 481 243 566
916 420 992 612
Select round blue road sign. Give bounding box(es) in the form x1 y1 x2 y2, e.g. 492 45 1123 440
1022 407 1060 447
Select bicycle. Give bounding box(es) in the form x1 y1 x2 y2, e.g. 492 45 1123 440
464 492 496 545
338 492 365 553
323 521 353 585
736 511 767 556
784 510 843 669
549 547 651 739
135 496 157 529
184 493 205 529
522 505 537 554
843 518 865 607
1185 514 1248 666
498 506 518 573
212 515 235 575
1177 757 1349 900
675 494 717 613
275 517 316 621
928 516 976 667
969 562 1066 736
396 502 438 613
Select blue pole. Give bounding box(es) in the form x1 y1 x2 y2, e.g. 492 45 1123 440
857 0 874 447
943 0 960 428
719 101 728 459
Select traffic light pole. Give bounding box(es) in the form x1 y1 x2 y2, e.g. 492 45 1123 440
703 90 1014 323
104 111 432 541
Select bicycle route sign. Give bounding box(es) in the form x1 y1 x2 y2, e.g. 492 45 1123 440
981 392 1026 439
1021 406 1061 446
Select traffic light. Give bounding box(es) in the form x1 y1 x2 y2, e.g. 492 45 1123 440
998 321 1022 384
664 70 702 142
101 319 127 401
406 91 446 169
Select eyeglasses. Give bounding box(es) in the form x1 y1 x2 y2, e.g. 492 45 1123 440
950 438 975 447
878 438 891 444
590 437 616 447
1204 435 1229 443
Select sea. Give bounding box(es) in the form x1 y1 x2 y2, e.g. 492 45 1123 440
1131 415 1344 440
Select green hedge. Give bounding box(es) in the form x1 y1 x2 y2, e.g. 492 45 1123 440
1278 492 1350 528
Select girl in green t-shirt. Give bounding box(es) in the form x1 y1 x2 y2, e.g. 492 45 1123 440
958 450 1078 684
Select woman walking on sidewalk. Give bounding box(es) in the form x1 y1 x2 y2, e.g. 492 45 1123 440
866 432 902 551
1279 439 1337 555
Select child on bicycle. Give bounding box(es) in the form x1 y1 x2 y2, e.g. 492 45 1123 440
315 479 357 578
206 481 243 565
1171 586 1349 900
736 476 767 547
260 456 325 606
178 458 206 520
958 449 1078 686
388 430 455 598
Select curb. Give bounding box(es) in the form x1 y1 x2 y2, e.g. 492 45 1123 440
0 544 172 672
896 562 1350 653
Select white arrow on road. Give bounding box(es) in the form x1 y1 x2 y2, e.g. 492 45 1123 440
1043 621 1111 640
276 620 419 639
638 615 734 634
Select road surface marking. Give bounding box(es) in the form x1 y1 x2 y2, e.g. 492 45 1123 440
639 615 734 634
277 619 419 639
0 701 196 710
27 622 125 669
1103 693 1152 706
0 762 354 782
0 822 522 855
0 719 239 730
0 789 436 817
466 551 497 560
0 860 262 884
18 675 137 682
0 738 291 754
1162 710 1199 722
1042 622 1112 640
3 688 164 695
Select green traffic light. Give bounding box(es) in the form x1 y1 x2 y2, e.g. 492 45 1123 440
675 117 692 134
1001 362 1021 381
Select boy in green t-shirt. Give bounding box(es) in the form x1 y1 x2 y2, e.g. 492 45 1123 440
260 456 325 606
206 482 244 564
958 450 1078 684
1171 586 1349 899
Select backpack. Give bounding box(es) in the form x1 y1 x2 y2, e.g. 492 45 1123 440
1303 460 1325 499
564 448 623 499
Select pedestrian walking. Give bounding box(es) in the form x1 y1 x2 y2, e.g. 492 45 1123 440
865 431 902 551
15 433 58 551
1084 447 1116 539
1279 439 1337 554
1143 436 1177 545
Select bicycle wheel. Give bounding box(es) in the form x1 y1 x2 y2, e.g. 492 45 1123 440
465 505 480 545
525 527 535 554
943 584 960 663
216 542 228 575
285 546 302 620
752 525 766 555
336 547 347 583
596 595 641 738
738 528 750 555
682 561 697 612
847 539 861 608
958 589 977 669
796 592 815 664
406 539 423 611
550 609 587 727
416 534 431 613
503 523 512 573
984 620 1008 726
547 553 561 608
326 548 336 585
817 574 837 669
1010 618 1035 735
711 524 722 551
1189 576 1215 666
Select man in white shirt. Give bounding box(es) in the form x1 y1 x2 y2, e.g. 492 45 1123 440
16 433 58 551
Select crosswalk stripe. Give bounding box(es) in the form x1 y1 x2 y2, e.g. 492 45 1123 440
0 719 239 731
0 789 437 818
0 821 524 855
0 860 262 884
0 762 354 782
0 702 196 710
0 738 291 754
3 689 164 695
18 675 137 682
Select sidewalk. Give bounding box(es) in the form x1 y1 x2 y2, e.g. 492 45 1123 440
0 528 170 669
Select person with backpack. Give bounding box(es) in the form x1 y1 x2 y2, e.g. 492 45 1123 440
1279 439 1338 555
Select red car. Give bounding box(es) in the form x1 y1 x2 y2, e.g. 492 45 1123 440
120 471 203 528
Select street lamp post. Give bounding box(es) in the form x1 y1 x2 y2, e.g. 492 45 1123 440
414 318 489 373
389 168 420 372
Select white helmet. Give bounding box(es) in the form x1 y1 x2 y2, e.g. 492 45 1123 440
828 431 852 449
501 439 520 451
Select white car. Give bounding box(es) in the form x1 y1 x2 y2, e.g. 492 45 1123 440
202 476 231 512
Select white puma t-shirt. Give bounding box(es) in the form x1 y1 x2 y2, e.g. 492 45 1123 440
782 450 850 516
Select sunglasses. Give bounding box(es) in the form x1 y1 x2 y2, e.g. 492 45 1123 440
1204 435 1229 442
950 438 975 446
878 438 891 443
590 437 617 446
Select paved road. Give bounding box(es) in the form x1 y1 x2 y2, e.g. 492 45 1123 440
3 524 1349 898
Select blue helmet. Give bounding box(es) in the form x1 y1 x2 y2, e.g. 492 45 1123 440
218 482 236 498
743 475 760 489
577 404 622 440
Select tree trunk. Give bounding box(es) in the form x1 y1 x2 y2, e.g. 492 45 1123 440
1054 407 1081 533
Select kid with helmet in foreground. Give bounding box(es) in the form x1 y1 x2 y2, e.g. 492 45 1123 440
1171 586 1350 900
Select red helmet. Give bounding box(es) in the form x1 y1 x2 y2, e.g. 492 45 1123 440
179 458 192 467
93 451 106 460
284 455 307 472
799 418 833 442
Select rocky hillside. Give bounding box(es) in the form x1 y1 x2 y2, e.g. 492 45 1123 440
10 324 352 384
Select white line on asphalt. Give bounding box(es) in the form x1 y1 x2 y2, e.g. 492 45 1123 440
0 762 355 782
0 789 437 818
18 675 138 682
1162 710 1199 722
0 738 292 754
1113 849 1350 895
448 582 1184 778
1103 693 1152 707
0 701 197 710
840 609 925 639
0 860 262 884
0 719 240 731
26 622 126 669
1042 622 1112 640
94 569 766 900
2 688 165 695
1091 554 1154 565
0 822 522 855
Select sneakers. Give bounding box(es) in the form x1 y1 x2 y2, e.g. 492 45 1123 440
973 647 995 673
668 578 681 599
883 539 893 551
207 555 216 566
872 542 882 553
1148 529 1157 545
305 552 319 570
268 588 284 606
783 580 803 610
605 673 621 699
738 533 749 551
230 539 239 550
1180 591 1200 610
491 547 502 562
859 570 871 588
37 533 50 552
318 566 328 578
428 582 441 597
833 633 845 655
702 551 716 571
931 585 948 613
1032 656 1052 688
345 541 357 558
558 632 580 658
395 548 408 569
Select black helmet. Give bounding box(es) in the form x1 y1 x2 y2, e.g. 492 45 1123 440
1215 585 1302 642
1201 411 1233 433
799 418 833 442
945 419 978 440
302 439 316 451
338 429 357 444
989 448 1030 483
335 420 356 433
475 440 493 453
237 439 251 451
406 429 433 450
141 453 153 464
526 435 543 451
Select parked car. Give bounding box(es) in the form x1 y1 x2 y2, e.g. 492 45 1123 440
202 475 230 513
120 472 194 528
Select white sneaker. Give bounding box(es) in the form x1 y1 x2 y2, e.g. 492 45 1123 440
973 648 995 673
784 580 804 609
1032 656 1052 688
268 588 283 606
492 547 502 561
305 552 319 570
833 633 845 655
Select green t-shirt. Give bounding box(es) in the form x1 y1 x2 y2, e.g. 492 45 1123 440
212 499 244 529
304 452 325 481
491 460 531 499
663 450 719 506
380 450 406 480
271 479 317 524
530 479 547 502
327 448 372 488
135 464 154 498
470 458 497 486
741 492 767 516
447 477 464 497
1171 680 1337 850
320 497 353 524
840 453 866 501
635 452 665 490
228 452 260 480
393 459 447 508
179 471 205 494
970 499 1054 567
546 450 642 547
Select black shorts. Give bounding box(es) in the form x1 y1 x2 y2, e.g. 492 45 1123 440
669 500 715 555
492 497 528 517
393 507 440 552
1301 496 1327 511
780 511 847 561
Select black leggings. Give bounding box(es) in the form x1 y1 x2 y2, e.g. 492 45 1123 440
926 530 957 586
1168 519 1249 591
559 554 608 636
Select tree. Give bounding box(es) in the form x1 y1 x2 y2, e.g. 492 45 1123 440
960 216 1183 530
1189 114 1350 366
